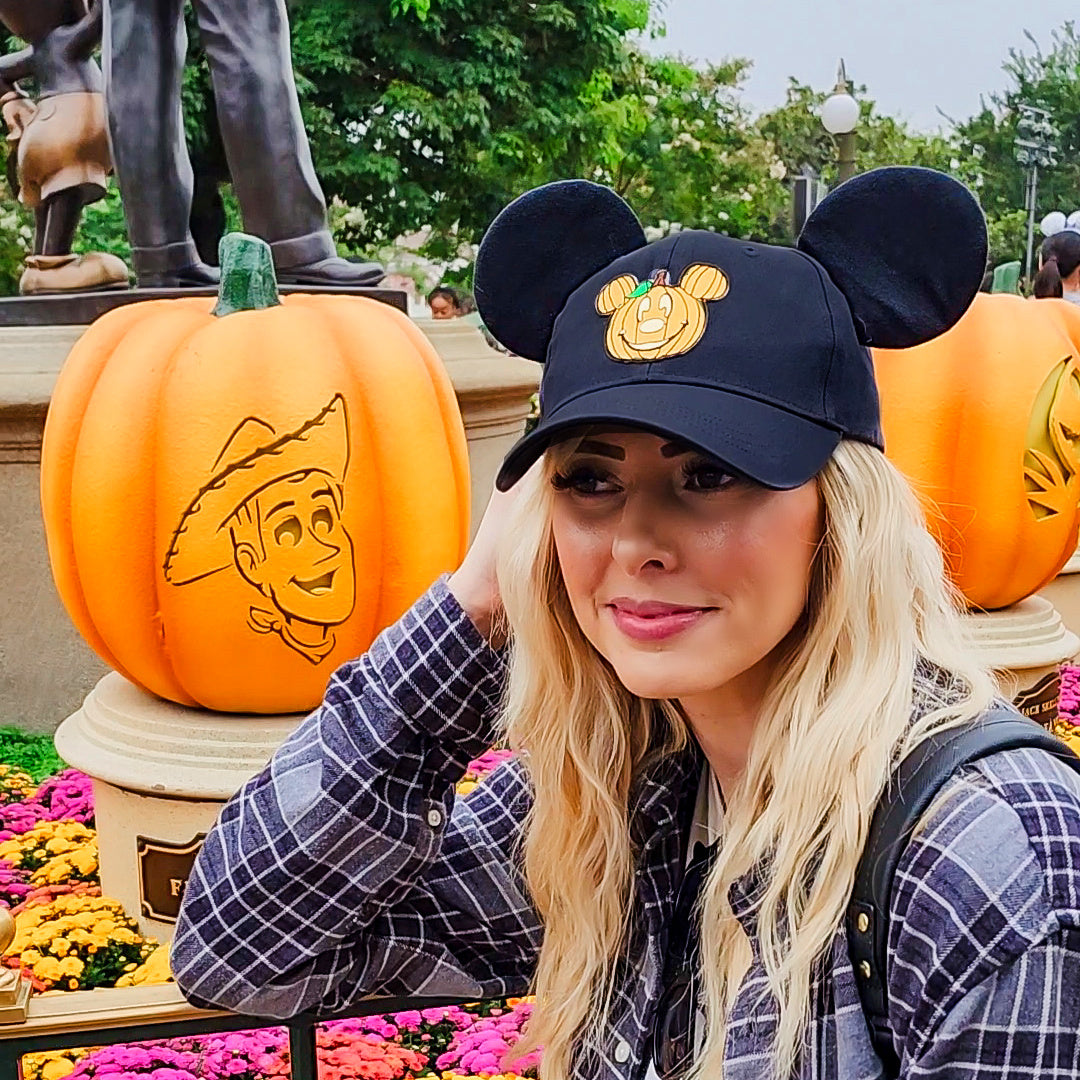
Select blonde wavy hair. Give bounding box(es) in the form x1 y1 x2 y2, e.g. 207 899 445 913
496 438 997 1079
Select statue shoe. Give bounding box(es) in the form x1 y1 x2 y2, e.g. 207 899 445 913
19 252 130 295
275 256 385 286
136 261 221 289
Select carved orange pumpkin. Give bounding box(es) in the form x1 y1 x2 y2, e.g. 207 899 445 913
873 293 1080 610
41 235 470 714
597 263 728 361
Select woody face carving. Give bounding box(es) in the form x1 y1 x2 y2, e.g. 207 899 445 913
230 470 355 627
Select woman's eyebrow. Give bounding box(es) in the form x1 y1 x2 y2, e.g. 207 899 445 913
660 442 692 457
573 439 625 459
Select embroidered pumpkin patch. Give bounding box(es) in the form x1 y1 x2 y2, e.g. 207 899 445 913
595 263 728 362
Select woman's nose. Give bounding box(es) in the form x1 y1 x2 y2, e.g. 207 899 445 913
609 495 678 572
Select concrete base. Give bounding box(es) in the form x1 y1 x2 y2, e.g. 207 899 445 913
0 317 538 734
1036 548 1080 645
55 671 305 941
963 595 1080 725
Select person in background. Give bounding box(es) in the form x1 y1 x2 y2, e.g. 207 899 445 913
1033 229 1080 303
427 284 467 320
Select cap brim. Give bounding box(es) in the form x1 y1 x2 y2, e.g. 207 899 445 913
496 382 841 491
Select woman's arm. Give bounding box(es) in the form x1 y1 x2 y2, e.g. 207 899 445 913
902 927 1080 1076
171 576 539 1018
885 747 1080 1075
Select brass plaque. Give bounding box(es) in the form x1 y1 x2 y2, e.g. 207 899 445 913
137 834 206 923
1014 670 1061 727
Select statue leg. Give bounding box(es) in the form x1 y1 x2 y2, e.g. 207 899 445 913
39 191 84 256
33 207 48 257
102 0 216 284
190 0 334 267
190 0 382 283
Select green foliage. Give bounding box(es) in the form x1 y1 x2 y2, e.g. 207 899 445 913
759 79 954 191
71 182 131 263
564 50 790 241
283 0 651 254
955 23 1080 233
0 195 32 294
0 729 66 784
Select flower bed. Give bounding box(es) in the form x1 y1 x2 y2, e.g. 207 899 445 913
8 673 1080 1079
0 731 533 1080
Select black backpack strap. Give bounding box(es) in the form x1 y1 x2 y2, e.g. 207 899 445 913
847 705 1080 1076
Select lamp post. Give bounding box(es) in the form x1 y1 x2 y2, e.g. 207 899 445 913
821 60 859 183
1014 103 1058 284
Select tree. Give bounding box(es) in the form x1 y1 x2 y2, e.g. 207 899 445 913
758 79 955 200
555 49 791 243
954 22 1080 268
286 0 654 257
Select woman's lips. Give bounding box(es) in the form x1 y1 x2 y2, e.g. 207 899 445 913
607 600 712 642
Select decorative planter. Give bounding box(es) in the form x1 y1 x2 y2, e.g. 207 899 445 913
962 595 1080 726
54 672 304 941
1036 544 1080 643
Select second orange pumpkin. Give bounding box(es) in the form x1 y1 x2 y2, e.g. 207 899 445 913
873 292 1080 610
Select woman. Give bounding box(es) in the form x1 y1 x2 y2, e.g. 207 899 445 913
172 169 1080 1079
1033 228 1080 302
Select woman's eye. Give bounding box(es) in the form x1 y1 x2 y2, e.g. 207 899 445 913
682 462 736 492
551 466 619 495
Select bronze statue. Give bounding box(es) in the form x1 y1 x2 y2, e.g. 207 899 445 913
0 0 128 294
102 0 382 289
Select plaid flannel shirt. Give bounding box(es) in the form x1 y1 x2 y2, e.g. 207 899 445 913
172 576 1080 1079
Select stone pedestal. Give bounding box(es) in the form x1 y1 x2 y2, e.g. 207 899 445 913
963 595 1080 726
416 318 540 533
1037 546 1080 644
54 671 304 942
0 317 538 733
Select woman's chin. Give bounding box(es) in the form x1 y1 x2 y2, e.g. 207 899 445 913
610 662 710 702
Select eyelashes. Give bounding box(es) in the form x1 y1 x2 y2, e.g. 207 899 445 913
551 459 740 494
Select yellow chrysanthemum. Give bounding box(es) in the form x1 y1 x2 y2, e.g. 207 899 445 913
57 956 84 978
38 1056 76 1080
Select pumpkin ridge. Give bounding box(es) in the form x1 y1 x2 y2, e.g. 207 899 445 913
42 304 156 682
384 305 472 559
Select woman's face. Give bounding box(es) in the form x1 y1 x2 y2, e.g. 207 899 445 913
549 429 823 713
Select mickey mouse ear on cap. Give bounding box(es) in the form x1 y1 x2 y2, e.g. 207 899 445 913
797 166 987 350
473 180 647 361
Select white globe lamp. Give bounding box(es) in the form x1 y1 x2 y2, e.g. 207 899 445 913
821 92 860 135
821 60 859 182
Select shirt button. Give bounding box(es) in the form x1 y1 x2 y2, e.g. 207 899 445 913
614 1039 631 1063
427 807 444 828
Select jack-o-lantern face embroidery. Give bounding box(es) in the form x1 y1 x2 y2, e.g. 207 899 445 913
595 263 729 362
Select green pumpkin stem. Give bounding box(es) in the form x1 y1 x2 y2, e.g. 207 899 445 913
212 233 282 317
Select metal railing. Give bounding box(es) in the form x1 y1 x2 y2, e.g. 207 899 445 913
0 983 466 1080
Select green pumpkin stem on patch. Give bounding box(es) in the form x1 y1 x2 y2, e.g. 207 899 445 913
212 233 282 317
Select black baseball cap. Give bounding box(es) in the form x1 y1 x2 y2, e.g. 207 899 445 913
473 168 987 491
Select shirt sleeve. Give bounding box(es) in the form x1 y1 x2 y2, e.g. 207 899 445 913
170 576 541 1018
885 747 1080 1076
903 926 1080 1077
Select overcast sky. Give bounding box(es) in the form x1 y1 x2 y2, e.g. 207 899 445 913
649 0 1077 131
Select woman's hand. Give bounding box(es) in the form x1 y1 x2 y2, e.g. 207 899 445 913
448 481 523 649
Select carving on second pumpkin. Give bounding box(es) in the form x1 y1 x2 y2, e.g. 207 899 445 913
1024 357 1080 521
163 395 356 665
595 263 729 362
